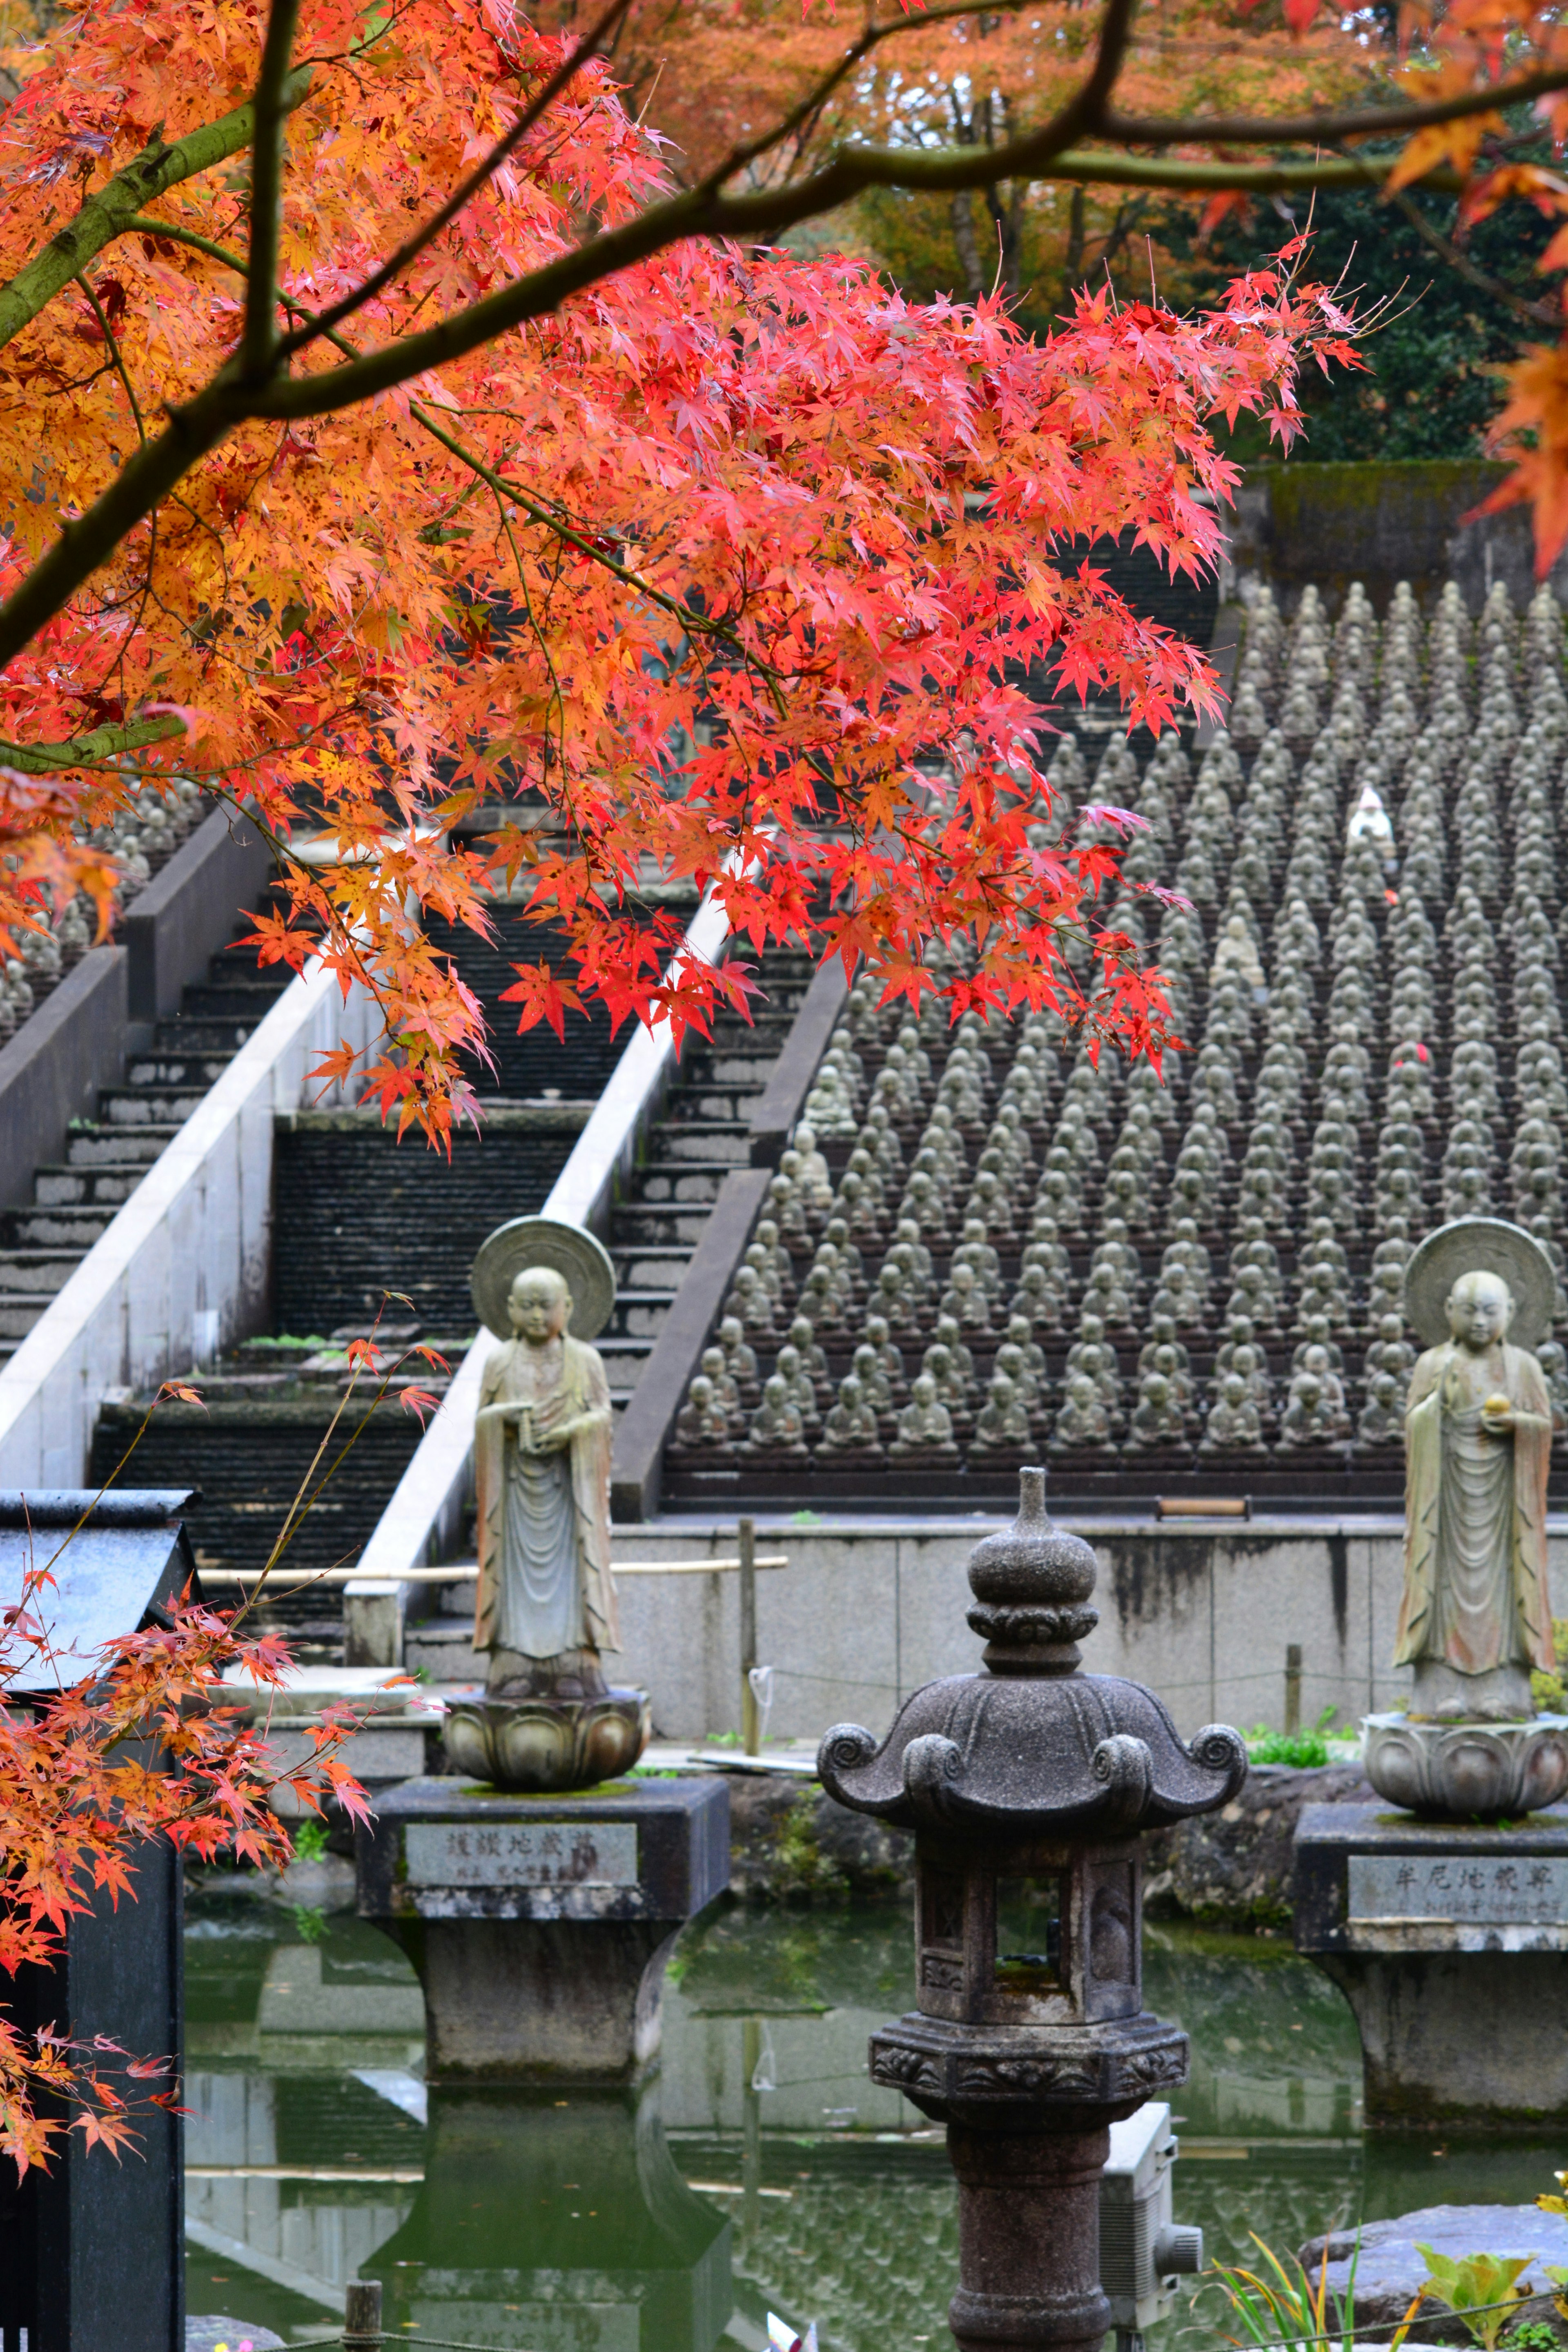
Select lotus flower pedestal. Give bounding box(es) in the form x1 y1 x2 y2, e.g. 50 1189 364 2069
356 1774 729 2084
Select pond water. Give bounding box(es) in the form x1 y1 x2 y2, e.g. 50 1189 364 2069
183 1892 1561 2352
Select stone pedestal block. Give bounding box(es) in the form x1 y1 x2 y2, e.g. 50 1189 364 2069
357 1774 729 2085
1293 1799 1568 2128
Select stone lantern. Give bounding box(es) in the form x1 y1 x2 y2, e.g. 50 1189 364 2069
819 1468 1244 2352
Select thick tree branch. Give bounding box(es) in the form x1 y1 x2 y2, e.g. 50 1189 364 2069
1101 63 1568 149
0 0 1562 678
241 0 305 379
1039 148 1461 193
1382 179 1559 327
0 71 312 359
0 715 185 772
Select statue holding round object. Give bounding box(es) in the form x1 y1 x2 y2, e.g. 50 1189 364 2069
1363 1216 1568 1817
442 1216 650 1793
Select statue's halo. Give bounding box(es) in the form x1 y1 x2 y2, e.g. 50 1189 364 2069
471 1216 616 1343
1404 1216 1557 1351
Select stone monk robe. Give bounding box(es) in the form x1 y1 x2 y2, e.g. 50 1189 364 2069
444 1216 648 1792
474 1264 617 1700
1397 1224 1557 1723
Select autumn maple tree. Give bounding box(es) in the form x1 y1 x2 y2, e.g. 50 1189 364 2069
0 0 1561 1118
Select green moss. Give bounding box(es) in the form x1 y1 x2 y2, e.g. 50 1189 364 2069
769 1795 851 1903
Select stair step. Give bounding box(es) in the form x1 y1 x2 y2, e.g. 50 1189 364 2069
629 1164 733 1204
656 1125 752 1165
35 1163 154 1205
153 1014 272 1052
664 1087 767 1124
96 1085 207 1127
179 982 294 1020
124 1049 240 1088
0 1250 82 1297
65 1126 178 1167
610 1246 695 1290
604 1288 675 1340
612 1204 716 1246
0 1294 51 1337
0 1204 116 1247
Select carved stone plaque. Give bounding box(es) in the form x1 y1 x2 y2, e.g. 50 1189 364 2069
405 1820 639 1888
1349 1853 1568 1925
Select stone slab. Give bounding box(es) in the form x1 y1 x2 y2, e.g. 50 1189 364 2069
1293 1803 1568 2127
358 1774 730 1925
1295 1802 1568 1956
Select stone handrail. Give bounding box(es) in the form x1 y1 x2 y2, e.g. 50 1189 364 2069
0 959 378 1488
343 889 733 1653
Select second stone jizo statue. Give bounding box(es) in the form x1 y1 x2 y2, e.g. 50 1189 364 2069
443 1216 650 1792
1363 1216 1568 1817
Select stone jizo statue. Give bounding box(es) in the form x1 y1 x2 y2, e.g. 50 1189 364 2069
473 1260 617 1702
1397 1224 1557 1719
891 1372 957 1460
449 1216 649 1795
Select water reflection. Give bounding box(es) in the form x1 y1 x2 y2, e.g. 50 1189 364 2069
377 2091 731 2352
180 1890 1551 2352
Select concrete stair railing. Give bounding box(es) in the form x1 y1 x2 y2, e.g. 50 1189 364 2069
0 957 377 1489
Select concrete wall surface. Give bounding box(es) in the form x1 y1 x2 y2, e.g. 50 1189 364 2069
1224 459 1568 615
602 1513 1568 1746
0 947 128 1214
0 960 376 1489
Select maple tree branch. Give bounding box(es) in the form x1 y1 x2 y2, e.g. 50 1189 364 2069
242 0 305 379
75 274 147 444
272 0 640 363
1099 63 1568 150
0 715 186 772
1037 148 1462 194
0 71 312 359
1381 178 1559 328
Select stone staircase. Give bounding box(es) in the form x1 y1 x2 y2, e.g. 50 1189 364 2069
0 922 295 1364
402 943 817 1679
595 951 816 1401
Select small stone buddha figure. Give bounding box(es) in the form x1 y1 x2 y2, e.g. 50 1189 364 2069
1200 1372 1262 1454
699 1343 744 1433
851 1340 897 1426
1536 1337 1568 1437
769 1166 812 1252
786 1314 831 1399
933 1312 976 1391
939 1260 994 1335
1138 1314 1192 1384
1356 1370 1404 1449
744 1372 808 1459
1396 1265 1555 1719
973 1369 1032 1455
1127 1370 1187 1451
1003 1315 1048 1396
723 1262 778 1340
752 1217 796 1307
1050 1371 1115 1453
953 1218 1002 1301
862 1312 906 1397
818 1372 884 1459
920 1339 973 1434
1278 1345 1352 1449
671 1373 733 1457
474 1266 617 1703
791 1122 835 1216
717 1315 759 1401
773 1343 822 1434
1009 1261 1064 1334
993 1339 1041 1422
889 1371 958 1462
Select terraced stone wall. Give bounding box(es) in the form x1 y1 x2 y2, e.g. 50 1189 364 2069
665 575 1568 1509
